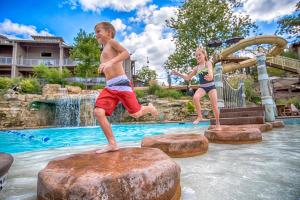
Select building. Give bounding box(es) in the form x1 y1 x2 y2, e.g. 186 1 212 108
0 35 136 81
0 35 76 78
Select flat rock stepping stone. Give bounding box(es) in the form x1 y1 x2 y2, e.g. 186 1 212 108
209 123 273 132
141 134 208 158
37 148 181 200
270 120 285 128
0 153 14 191
205 127 262 144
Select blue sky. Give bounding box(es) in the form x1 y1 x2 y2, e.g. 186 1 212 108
0 0 298 80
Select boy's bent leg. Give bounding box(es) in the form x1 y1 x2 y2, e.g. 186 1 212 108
94 107 119 154
130 103 158 119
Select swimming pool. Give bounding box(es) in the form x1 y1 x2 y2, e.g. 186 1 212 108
0 122 209 154
0 119 299 200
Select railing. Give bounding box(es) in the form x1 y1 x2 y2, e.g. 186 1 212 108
65 77 106 85
0 56 12 65
18 59 59 67
64 59 78 66
267 56 300 73
222 76 246 108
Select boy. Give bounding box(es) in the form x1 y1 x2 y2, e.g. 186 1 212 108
94 22 158 154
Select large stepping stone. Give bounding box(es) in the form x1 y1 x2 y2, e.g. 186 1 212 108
0 153 14 191
37 148 181 200
141 134 208 158
205 127 262 144
270 120 285 128
209 123 272 132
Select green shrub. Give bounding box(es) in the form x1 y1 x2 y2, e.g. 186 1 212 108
148 82 161 94
135 89 147 98
19 78 41 94
187 101 195 113
0 77 13 89
92 85 105 90
33 64 71 85
69 82 86 89
287 97 300 109
155 88 182 99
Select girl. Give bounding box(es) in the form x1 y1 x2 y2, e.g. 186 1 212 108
172 47 221 130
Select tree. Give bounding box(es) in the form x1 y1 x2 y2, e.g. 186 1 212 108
136 66 157 86
70 29 100 77
276 1 300 43
165 0 257 73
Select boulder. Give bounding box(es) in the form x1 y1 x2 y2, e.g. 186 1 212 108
65 85 82 94
142 134 208 158
42 84 61 96
37 148 181 200
205 127 262 144
270 121 285 128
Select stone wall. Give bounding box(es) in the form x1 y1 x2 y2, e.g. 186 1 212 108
0 84 214 129
0 93 54 129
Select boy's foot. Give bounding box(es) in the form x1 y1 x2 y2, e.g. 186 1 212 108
148 103 158 118
193 117 203 125
95 144 119 154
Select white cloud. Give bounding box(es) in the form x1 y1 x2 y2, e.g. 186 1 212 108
111 18 127 32
242 0 298 22
122 5 178 82
66 0 151 12
0 19 52 39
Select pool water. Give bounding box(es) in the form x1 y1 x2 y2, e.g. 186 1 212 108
0 122 209 154
0 119 299 200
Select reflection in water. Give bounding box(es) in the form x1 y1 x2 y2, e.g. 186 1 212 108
1 126 300 200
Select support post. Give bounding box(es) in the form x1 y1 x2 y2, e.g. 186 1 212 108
239 80 246 107
256 54 275 122
214 62 224 109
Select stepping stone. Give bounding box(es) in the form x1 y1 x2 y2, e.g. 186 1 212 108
270 120 285 128
141 134 208 158
37 148 181 200
0 153 14 191
205 127 262 144
209 123 273 132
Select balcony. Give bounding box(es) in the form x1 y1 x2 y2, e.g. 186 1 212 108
0 57 12 65
18 58 59 67
64 58 78 66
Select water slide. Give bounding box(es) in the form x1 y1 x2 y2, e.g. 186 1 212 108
215 35 300 74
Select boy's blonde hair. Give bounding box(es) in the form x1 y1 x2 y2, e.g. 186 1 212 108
196 47 208 62
94 22 116 38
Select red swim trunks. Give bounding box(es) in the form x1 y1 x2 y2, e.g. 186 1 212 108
95 75 141 116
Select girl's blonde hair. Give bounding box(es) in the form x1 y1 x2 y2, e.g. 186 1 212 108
196 47 208 62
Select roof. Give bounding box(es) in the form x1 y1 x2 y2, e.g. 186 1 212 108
31 35 64 42
0 35 73 48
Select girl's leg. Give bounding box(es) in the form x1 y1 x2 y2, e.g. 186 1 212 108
208 89 221 130
94 108 119 154
193 88 206 124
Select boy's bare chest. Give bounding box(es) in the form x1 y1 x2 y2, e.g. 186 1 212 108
101 47 117 62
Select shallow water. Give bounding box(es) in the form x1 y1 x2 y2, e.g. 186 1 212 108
1 125 300 200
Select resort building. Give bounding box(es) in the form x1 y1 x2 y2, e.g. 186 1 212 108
0 34 136 82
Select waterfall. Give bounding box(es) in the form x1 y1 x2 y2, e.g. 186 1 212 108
54 96 82 127
53 92 125 127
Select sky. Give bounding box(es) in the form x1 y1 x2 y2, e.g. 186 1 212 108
0 0 298 82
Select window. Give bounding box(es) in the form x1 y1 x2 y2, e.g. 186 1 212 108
41 52 52 57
